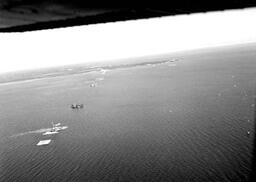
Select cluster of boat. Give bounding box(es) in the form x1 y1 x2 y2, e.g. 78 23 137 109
37 122 68 146
37 103 83 146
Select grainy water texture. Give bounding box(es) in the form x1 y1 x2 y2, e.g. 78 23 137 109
0 46 255 182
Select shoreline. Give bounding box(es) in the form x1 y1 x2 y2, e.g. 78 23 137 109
0 42 255 85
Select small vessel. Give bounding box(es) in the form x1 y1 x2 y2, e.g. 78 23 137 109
42 122 67 135
71 104 84 109
37 139 51 146
90 83 96 87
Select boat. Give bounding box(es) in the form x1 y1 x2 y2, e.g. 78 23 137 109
71 104 84 109
37 139 51 146
42 122 67 135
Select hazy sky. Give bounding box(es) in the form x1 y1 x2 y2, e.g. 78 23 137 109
0 8 256 74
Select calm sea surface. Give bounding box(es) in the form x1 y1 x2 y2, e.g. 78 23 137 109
0 47 256 182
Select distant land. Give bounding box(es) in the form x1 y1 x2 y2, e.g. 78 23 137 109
0 42 255 85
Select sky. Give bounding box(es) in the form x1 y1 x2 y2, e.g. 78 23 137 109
0 7 256 74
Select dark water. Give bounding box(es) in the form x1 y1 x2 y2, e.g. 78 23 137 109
0 47 256 182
